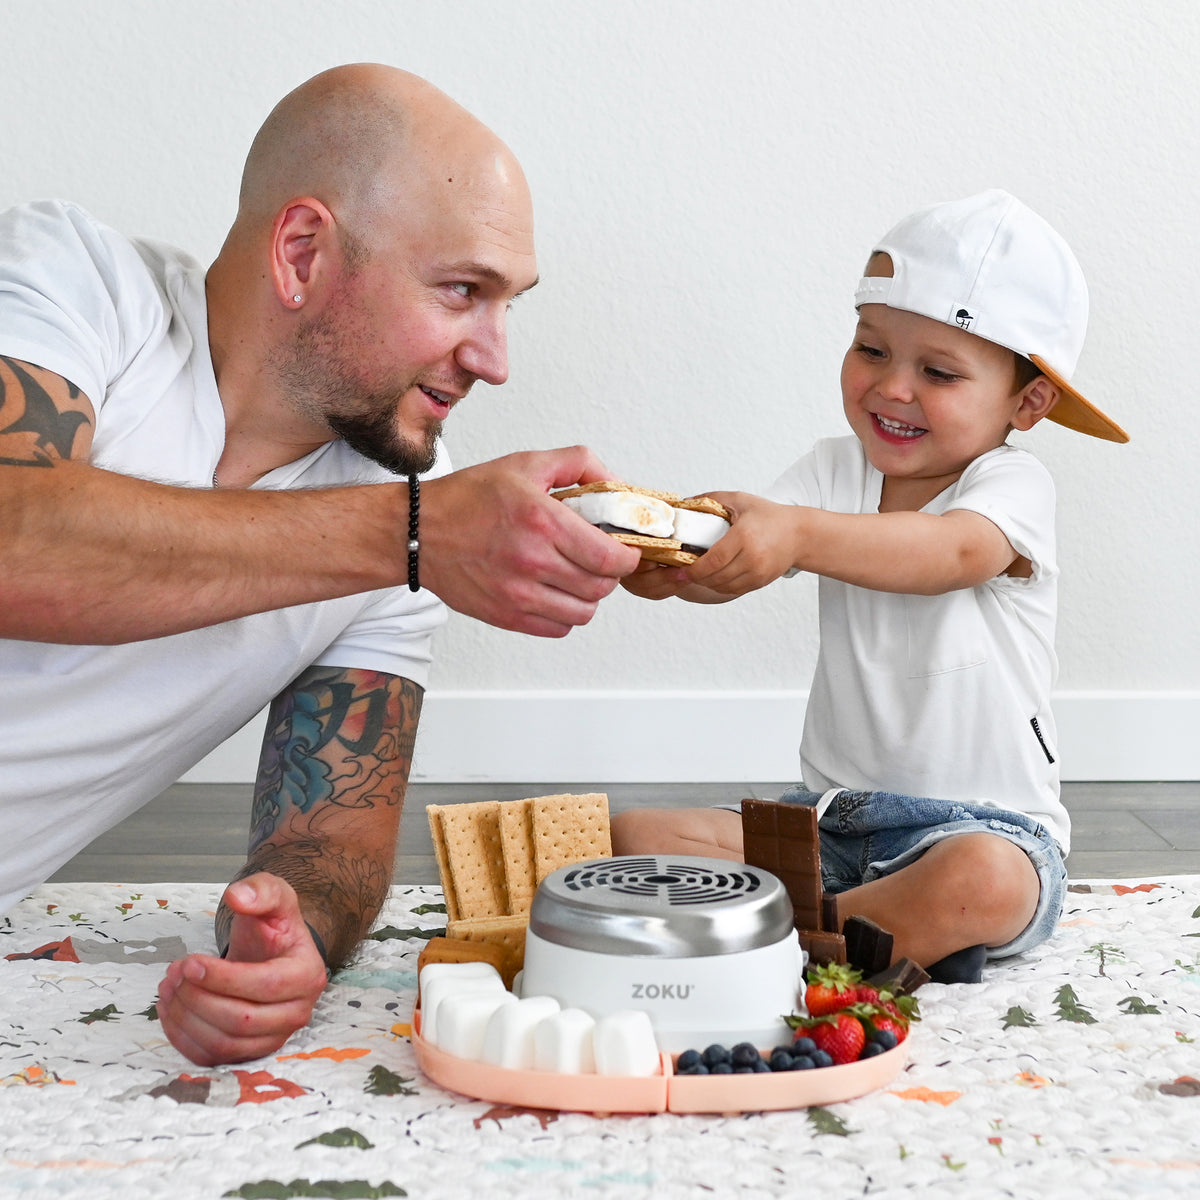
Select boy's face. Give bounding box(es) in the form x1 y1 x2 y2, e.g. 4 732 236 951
841 302 1031 503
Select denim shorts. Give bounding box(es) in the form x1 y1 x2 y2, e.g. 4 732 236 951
749 786 1068 960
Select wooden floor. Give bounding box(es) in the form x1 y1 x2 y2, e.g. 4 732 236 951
50 780 1200 886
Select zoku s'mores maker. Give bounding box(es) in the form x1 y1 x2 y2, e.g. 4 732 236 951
519 855 806 1052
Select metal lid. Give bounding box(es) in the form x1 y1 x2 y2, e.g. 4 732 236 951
527 855 794 958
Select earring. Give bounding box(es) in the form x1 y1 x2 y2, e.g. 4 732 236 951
292 294 303 304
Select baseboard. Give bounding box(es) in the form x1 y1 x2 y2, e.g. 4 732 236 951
181 690 1200 784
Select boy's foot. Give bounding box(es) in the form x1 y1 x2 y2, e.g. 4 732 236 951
926 944 987 984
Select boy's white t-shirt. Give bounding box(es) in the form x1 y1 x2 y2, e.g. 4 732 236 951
766 435 1069 853
0 200 448 911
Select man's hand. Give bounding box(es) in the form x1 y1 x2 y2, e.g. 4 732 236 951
620 559 699 601
156 874 327 1066
420 445 642 637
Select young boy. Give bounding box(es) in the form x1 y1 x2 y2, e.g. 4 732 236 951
612 190 1129 983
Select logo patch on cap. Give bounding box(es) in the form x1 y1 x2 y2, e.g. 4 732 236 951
954 307 975 331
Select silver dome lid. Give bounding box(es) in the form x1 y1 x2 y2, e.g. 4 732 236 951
527 855 794 958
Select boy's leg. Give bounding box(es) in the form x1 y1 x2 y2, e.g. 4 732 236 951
830 831 1041 969
610 806 745 861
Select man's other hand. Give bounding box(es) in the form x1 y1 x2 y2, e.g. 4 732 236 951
156 874 327 1066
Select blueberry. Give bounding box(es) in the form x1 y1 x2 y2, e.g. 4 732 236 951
730 1042 761 1068
701 1044 731 1068
810 1049 835 1069
732 1065 755 1074
790 1053 815 1070
873 1030 899 1051
860 1041 886 1058
751 1057 771 1073
709 1061 734 1074
676 1048 703 1072
677 1061 709 1075
768 1048 794 1072
791 1036 817 1057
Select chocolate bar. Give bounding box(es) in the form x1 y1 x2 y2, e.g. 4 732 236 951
866 956 929 996
797 928 848 967
843 915 894 976
740 798 824 932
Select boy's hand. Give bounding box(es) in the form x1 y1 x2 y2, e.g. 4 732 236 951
684 491 801 596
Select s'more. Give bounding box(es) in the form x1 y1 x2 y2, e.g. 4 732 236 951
553 481 730 567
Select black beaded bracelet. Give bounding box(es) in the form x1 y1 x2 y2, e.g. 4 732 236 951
406 473 420 592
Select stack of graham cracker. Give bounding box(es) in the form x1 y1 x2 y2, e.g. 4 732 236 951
424 793 611 986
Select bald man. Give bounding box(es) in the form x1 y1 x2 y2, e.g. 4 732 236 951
0 64 639 1065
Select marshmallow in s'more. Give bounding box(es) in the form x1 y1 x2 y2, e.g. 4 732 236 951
553 481 730 567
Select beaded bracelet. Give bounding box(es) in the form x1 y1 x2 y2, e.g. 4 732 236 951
406 473 420 592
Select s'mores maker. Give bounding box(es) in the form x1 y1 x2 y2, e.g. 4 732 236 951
519 854 806 1051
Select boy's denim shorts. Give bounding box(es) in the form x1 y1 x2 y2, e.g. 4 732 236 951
740 786 1068 960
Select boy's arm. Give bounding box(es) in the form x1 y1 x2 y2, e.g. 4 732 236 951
690 491 1021 597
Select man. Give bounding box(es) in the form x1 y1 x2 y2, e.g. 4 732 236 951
0 64 640 1065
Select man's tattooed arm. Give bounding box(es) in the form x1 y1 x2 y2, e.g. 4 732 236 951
0 354 94 466
218 665 424 968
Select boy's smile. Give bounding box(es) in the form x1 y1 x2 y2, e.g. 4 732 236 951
841 302 1040 511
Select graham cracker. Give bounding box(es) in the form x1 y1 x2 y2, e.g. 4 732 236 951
426 807 460 922
417 934 507 980
530 792 612 879
498 797 538 914
445 914 528 988
552 481 682 505
428 801 508 920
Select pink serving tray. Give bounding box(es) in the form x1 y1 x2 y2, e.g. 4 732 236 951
411 1012 907 1115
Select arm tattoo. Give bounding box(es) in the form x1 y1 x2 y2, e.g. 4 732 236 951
220 666 423 966
0 356 91 466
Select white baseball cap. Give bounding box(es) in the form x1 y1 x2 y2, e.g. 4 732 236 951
854 189 1128 443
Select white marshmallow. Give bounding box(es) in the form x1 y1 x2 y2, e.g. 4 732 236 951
592 1010 661 1077
562 492 675 538
671 507 729 550
420 968 506 1045
418 960 503 1005
480 995 562 1070
437 990 518 1059
532 1008 597 1074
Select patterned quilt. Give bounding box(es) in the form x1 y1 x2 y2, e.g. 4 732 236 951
2 877 1198 1199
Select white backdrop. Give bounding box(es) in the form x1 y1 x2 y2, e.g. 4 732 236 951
4 1 1197 781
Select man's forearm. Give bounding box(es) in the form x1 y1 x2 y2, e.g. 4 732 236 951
1 460 410 643
218 839 393 969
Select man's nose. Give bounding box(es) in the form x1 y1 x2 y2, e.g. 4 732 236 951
457 309 509 386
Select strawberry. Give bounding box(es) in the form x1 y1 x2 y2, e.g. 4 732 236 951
867 1012 908 1044
850 983 881 1007
802 962 862 1017
808 1011 866 1065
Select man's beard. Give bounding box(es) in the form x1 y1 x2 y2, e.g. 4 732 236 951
272 310 444 476
327 404 440 476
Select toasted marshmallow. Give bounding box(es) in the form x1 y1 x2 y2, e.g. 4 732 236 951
561 491 675 539
671 507 729 551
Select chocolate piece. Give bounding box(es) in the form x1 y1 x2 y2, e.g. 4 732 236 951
821 893 840 935
843 915 894 976
740 799 823 932
797 928 847 966
866 956 930 996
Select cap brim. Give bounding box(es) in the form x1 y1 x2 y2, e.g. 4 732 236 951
1031 355 1129 444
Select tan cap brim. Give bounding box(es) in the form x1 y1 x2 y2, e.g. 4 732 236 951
1032 355 1129 444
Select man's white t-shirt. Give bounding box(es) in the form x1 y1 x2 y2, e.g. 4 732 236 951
766 435 1069 853
0 200 448 911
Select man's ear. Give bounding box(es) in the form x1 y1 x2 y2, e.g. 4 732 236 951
269 198 337 310
1011 375 1061 432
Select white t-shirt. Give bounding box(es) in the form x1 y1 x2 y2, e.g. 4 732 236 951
0 200 448 911
766 435 1069 853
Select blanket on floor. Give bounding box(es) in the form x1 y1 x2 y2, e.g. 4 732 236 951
2 877 1198 1199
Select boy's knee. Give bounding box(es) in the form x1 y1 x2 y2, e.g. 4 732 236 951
934 833 1040 923
610 807 662 856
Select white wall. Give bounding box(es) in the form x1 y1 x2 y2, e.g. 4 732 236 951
4 1 1197 781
